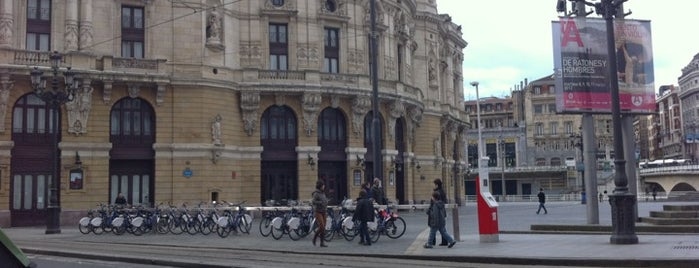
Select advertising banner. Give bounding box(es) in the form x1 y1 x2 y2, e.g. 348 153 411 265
552 17 656 114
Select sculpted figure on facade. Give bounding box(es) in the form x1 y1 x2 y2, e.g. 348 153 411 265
388 100 404 140
240 91 260 136
351 96 371 137
0 74 12 133
66 81 93 134
0 9 13 47
207 8 222 44
302 93 322 136
212 114 222 145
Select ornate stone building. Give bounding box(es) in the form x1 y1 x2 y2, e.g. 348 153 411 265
0 0 468 226
679 53 699 162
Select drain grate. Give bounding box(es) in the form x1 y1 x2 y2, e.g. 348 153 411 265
673 245 699 250
673 241 699 250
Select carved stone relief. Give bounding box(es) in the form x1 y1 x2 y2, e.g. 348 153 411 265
0 74 13 133
0 12 14 46
351 96 371 137
383 56 395 80
240 41 262 67
330 95 340 108
128 84 140 98
302 93 322 136
407 105 422 143
240 92 260 136
102 81 113 104
66 80 93 135
297 43 320 68
65 20 79 51
348 49 366 74
387 100 404 140
79 21 93 50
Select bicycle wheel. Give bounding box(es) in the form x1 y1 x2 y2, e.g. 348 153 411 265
217 225 231 238
368 221 380 243
259 217 273 237
385 217 406 239
169 218 185 235
271 222 285 240
341 218 358 241
237 214 253 234
155 217 170 234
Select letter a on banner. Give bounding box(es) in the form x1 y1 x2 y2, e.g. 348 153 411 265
561 18 583 47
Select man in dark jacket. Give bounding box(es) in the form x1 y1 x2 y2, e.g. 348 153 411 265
424 191 455 249
431 178 448 246
353 189 375 246
536 188 548 214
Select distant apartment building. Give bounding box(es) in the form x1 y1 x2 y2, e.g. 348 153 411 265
657 85 684 159
678 53 699 162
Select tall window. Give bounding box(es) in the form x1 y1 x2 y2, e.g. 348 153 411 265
550 122 558 135
26 0 51 51
269 24 288 70
535 123 544 136
323 28 339 73
121 6 144 58
564 121 573 134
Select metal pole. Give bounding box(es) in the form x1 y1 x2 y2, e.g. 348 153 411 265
601 0 637 244
500 138 505 201
369 0 382 185
582 114 599 224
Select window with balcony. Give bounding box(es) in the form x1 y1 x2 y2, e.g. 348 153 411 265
26 0 51 51
269 23 288 70
323 27 339 73
121 6 144 58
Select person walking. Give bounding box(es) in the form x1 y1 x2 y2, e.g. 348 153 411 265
536 188 548 214
424 191 456 249
311 180 329 247
353 189 374 246
431 178 449 246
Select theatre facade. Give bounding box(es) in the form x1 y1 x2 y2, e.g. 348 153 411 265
0 0 468 226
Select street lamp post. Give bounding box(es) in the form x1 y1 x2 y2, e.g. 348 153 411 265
470 82 485 170
559 0 636 243
498 132 505 201
30 51 78 234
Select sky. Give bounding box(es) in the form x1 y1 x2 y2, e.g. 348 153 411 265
436 0 698 100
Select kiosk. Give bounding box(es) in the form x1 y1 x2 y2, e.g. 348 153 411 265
476 157 499 242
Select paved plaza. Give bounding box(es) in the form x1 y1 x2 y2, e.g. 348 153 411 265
3 201 699 267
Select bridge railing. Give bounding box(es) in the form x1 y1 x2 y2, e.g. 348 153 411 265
639 164 699 175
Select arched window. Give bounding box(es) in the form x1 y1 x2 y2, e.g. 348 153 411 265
110 98 154 146
261 106 297 156
318 108 346 154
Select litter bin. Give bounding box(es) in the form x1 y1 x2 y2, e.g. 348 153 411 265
581 191 587 204
0 228 35 268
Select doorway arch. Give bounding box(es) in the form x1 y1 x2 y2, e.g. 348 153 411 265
260 105 298 205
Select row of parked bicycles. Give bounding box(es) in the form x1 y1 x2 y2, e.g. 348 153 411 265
78 201 253 238
78 198 407 243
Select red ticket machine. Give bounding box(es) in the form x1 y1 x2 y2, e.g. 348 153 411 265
476 166 499 242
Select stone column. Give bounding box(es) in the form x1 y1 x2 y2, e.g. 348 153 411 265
0 0 14 47
79 0 93 50
65 0 79 51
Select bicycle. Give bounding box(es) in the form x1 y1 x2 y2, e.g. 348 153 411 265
216 201 252 238
368 206 406 243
